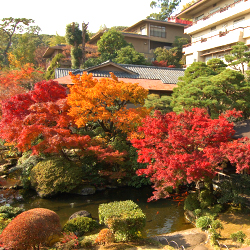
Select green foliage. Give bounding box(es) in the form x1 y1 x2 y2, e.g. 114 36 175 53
154 37 188 67
230 230 247 244
211 219 223 230
99 200 146 242
225 42 250 74
71 47 82 69
0 17 40 66
144 94 172 114
19 154 42 189
83 57 103 68
45 53 65 80
49 33 66 46
194 209 202 217
199 189 216 209
196 216 212 230
63 217 99 237
97 28 129 61
0 205 25 219
30 157 84 197
217 174 250 206
65 22 83 46
115 46 147 65
208 228 221 246
148 0 181 20
154 47 180 67
0 216 11 234
171 60 250 118
109 138 150 188
210 204 223 214
184 192 200 211
206 58 227 74
79 233 98 248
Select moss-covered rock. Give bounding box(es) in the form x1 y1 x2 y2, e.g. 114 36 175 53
30 157 83 197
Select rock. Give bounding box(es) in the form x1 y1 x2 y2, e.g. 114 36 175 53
69 210 92 220
74 186 96 196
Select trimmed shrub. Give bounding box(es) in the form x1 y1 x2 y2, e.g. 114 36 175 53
184 192 200 211
99 200 146 242
95 228 115 245
63 217 99 236
0 208 61 249
196 216 212 230
30 157 83 197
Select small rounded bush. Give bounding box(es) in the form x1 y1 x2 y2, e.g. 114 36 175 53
196 216 212 230
63 216 99 236
0 208 61 250
30 157 83 197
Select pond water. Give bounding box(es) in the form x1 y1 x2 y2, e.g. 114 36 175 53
10 186 193 237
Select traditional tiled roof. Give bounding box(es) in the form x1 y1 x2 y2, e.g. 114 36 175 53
55 61 184 84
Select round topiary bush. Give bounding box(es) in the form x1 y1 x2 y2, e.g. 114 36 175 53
0 208 61 249
30 157 83 197
63 216 99 236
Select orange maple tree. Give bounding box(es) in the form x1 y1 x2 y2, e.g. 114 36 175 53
67 72 150 139
0 64 44 102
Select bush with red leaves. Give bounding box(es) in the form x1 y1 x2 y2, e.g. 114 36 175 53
0 208 61 250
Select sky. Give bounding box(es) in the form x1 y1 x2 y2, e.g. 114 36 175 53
1 0 188 36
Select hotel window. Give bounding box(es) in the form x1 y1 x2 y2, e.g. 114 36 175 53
233 17 245 28
209 6 220 15
150 25 166 38
195 14 204 21
140 26 146 35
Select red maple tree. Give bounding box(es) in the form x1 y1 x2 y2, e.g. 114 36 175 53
0 80 124 163
131 108 250 201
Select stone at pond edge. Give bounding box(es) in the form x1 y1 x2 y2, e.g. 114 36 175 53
69 210 92 220
72 186 96 196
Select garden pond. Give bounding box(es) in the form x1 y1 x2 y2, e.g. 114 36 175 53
1 184 193 237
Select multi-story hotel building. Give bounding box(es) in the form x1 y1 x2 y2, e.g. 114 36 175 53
176 0 250 66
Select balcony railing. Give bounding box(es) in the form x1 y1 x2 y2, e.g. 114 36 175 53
183 26 245 54
184 0 249 33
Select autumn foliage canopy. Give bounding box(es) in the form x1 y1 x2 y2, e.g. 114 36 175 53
0 79 124 162
67 72 150 138
131 108 250 201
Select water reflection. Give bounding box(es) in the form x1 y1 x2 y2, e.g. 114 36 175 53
11 186 193 236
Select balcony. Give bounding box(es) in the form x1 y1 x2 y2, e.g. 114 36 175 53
184 0 250 34
183 28 244 54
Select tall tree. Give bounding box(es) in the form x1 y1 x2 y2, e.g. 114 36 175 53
0 18 40 66
148 0 181 20
65 22 89 68
225 42 250 74
171 60 250 118
114 46 147 65
131 108 249 201
97 28 129 61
